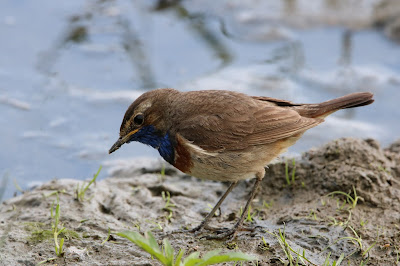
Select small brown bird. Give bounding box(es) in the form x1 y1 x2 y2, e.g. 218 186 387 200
109 89 374 239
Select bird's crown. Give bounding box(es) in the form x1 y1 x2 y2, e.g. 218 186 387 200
120 88 178 137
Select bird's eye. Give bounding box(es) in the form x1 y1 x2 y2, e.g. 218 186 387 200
133 114 144 125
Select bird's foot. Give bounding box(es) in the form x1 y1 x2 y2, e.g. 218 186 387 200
202 227 238 240
167 224 256 240
170 224 221 236
201 225 256 240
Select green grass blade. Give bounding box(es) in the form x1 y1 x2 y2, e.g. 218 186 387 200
181 252 201 266
174 249 185 266
195 251 255 266
117 231 168 265
163 238 175 264
335 253 345 266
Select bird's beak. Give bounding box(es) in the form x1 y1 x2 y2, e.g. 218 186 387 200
108 128 140 154
109 137 124 154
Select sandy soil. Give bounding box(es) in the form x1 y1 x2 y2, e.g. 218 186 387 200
1 137 399 265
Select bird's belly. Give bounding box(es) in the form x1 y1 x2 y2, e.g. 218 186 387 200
184 144 284 182
173 134 294 182
188 151 257 181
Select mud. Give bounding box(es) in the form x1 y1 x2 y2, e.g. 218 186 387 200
1 138 399 265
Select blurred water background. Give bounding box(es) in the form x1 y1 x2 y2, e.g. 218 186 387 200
1 0 399 200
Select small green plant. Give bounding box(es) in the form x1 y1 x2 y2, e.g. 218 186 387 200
321 198 326 206
13 178 24 193
327 216 344 227
161 191 176 221
327 186 363 210
145 219 164 231
245 206 257 223
377 165 390 174
159 163 166 182
36 194 80 264
308 209 318 220
102 228 112 245
360 219 368 227
322 225 368 260
75 165 102 202
259 236 269 251
285 158 296 186
51 195 65 257
323 252 344 266
265 228 313 265
117 231 255 265
262 200 273 209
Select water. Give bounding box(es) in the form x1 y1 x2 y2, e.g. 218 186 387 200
1 1 399 201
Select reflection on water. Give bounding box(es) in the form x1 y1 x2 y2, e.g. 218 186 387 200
1 0 399 201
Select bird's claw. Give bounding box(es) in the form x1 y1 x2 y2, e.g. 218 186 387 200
201 228 238 241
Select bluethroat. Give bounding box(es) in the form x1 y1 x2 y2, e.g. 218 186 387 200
109 89 374 239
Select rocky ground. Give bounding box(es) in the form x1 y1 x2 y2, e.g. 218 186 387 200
1 137 400 265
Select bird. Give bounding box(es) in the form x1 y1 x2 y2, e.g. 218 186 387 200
109 89 374 239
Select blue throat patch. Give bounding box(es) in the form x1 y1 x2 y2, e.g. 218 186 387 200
128 125 175 164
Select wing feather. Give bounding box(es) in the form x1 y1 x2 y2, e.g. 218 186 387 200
173 91 322 151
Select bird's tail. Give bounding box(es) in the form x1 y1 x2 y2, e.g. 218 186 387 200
294 92 374 118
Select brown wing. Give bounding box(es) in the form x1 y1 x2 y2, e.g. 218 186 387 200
174 91 322 152
246 106 322 145
177 112 254 151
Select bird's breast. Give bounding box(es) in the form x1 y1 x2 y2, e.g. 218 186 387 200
172 134 194 173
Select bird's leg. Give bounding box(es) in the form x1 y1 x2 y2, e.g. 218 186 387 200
204 176 262 240
189 181 238 233
171 181 238 234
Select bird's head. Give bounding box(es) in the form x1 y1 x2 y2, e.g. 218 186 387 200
109 88 178 154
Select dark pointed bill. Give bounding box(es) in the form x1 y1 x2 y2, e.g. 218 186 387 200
109 137 124 154
109 129 140 154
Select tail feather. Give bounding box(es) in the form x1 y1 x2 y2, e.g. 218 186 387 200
292 92 374 118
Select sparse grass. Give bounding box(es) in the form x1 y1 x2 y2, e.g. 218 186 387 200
117 231 256 265
245 206 257 223
322 226 362 257
13 178 23 193
51 194 66 257
265 228 315 266
327 216 345 227
102 228 112 245
205 203 214 212
238 205 257 223
323 252 344 266
32 193 79 264
75 165 102 202
322 225 378 262
327 186 363 210
285 158 296 186
259 236 269 251
360 219 368 227
262 200 273 209
308 209 318 220
321 198 327 206
161 191 176 221
43 189 67 198
159 163 166 182
145 219 164 231
377 165 390 174
325 186 363 226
